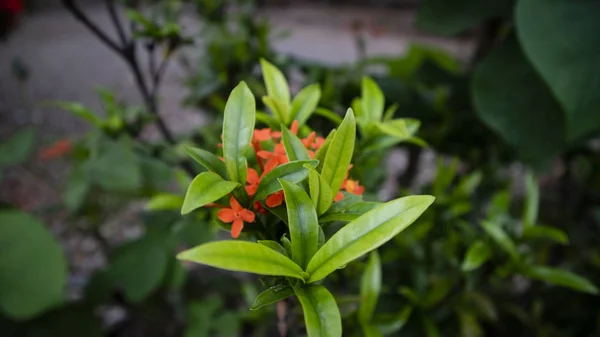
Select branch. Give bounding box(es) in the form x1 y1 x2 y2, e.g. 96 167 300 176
105 0 128 46
62 0 122 55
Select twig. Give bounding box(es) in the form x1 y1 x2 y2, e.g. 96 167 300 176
62 0 122 55
105 0 127 46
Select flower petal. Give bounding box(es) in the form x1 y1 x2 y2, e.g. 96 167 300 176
266 192 284 208
217 209 236 223
247 168 260 184
231 219 244 238
334 192 345 202
240 209 256 223
229 197 243 212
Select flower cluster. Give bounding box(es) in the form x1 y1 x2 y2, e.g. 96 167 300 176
216 121 364 238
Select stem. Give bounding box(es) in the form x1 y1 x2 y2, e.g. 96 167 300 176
62 0 122 54
105 0 127 45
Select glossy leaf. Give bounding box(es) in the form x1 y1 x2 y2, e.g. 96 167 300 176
461 240 492 272
321 109 356 196
260 59 291 109
146 193 184 211
258 240 288 256
314 108 343 125
516 0 600 141
319 202 380 224
181 172 239 214
184 146 228 180
0 128 36 167
177 241 306 280
307 166 333 216
472 35 564 167
282 126 310 161
222 81 255 184
263 96 289 124
480 221 519 260
281 180 319 269
361 77 384 122
314 130 335 172
306 195 435 283
253 160 318 201
359 251 381 324
522 226 569 245
291 84 321 126
0 211 67 319
250 284 294 310
294 284 342 337
522 265 598 294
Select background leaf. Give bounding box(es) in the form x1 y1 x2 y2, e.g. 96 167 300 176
461 240 492 272
294 284 342 337
522 265 598 294
359 251 382 324
0 128 36 168
480 221 519 261
290 84 321 126
185 146 228 179
361 77 384 122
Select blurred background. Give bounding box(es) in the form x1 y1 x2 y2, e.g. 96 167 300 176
1 0 599 336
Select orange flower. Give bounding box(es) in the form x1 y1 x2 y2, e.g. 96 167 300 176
245 168 260 196
344 179 364 195
39 139 72 160
258 143 288 174
335 192 344 202
290 120 299 135
217 197 255 238
301 131 317 149
266 190 285 208
312 137 325 150
254 201 267 214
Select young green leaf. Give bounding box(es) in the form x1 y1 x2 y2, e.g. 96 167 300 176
321 109 356 195
290 84 321 126
319 202 380 224
314 108 343 125
376 120 412 139
222 81 255 184
184 146 228 179
306 195 435 283
362 325 384 337
258 240 288 256
294 284 342 337
281 126 310 161
263 96 289 124
146 193 184 211
307 166 334 216
523 169 539 228
362 77 385 122
253 160 318 201
359 251 382 324
54 102 103 127
177 241 306 280
314 130 335 172
522 265 598 294
181 172 239 215
250 284 294 310
383 103 398 121
372 307 413 335
461 240 492 272
280 180 319 269
522 225 569 245
480 221 519 261
260 59 291 109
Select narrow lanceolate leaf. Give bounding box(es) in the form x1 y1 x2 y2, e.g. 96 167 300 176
250 284 294 310
184 146 228 179
319 202 380 224
480 221 519 261
522 170 539 228
177 241 306 280
362 77 384 122
461 240 492 272
522 265 598 294
263 96 289 124
522 225 569 245
307 166 333 216
359 251 382 324
280 180 319 269
294 284 342 337
306 196 435 283
260 59 291 108
181 172 239 215
376 120 414 140
321 109 356 195
253 160 318 201
282 126 310 161
314 130 335 172
222 82 255 184
258 240 288 256
362 325 384 337
290 84 321 126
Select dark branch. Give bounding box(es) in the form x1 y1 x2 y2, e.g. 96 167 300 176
104 0 128 46
62 0 122 55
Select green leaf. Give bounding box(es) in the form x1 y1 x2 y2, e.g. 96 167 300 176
263 96 290 124
480 221 519 261
177 241 306 279
522 226 569 245
383 103 398 121
291 84 321 126
308 166 333 216
250 284 294 310
260 59 291 111
321 109 356 196
361 77 384 122
472 35 564 167
185 146 228 179
516 0 600 141
222 81 256 184
372 307 413 334
375 119 420 140
253 160 318 201
362 325 384 337
359 251 381 324
319 202 380 224
416 0 511 36
306 195 435 283
258 240 288 256
280 180 320 269
110 237 169 303
87 137 141 193
281 125 310 161
523 170 539 228
54 102 103 127
461 240 492 272
146 193 184 211
0 211 67 319
294 284 342 337
314 130 335 172
314 108 343 125
522 265 598 294
63 165 89 213
0 128 36 167
181 172 239 214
